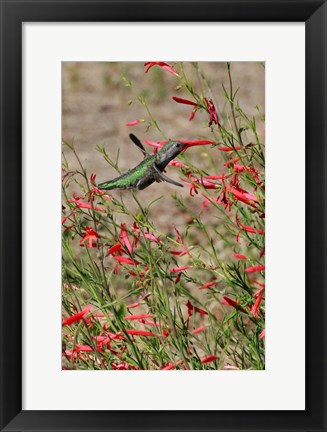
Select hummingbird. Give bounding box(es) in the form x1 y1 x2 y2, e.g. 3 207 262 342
97 134 188 191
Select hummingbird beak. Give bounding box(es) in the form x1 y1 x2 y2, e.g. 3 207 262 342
179 140 215 149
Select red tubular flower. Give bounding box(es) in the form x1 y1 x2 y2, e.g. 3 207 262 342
218 146 242 152
140 319 160 327
169 266 191 273
62 305 92 326
198 280 217 290
144 61 179 76
232 253 247 260
132 222 162 244
259 329 266 339
172 96 200 121
221 296 247 313
74 344 93 352
126 329 156 337
91 186 113 201
172 96 198 106
126 119 144 126
186 300 208 317
236 214 264 235
126 302 142 309
161 363 176 370
204 174 226 180
251 292 263 318
107 242 122 256
144 139 167 148
124 313 154 321
245 265 265 273
169 250 189 257
191 325 206 335
189 108 197 120
119 223 133 254
90 173 96 185
168 160 185 168
200 355 218 364
111 362 138 370
80 226 99 248
228 187 258 207
224 157 241 167
68 196 105 213
204 98 220 127
113 256 140 265
174 272 182 284
183 182 199 197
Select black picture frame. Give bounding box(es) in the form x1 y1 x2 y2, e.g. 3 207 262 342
0 1 326 431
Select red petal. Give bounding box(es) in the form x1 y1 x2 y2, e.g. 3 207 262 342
124 314 154 321
200 355 218 364
259 329 266 339
126 302 142 309
218 146 243 152
198 280 217 290
62 305 92 326
108 242 122 255
232 253 247 260
126 329 156 337
245 265 265 273
144 62 179 76
169 266 191 273
191 325 206 335
125 119 144 126
144 139 167 148
172 96 198 106
161 363 176 370
114 256 140 265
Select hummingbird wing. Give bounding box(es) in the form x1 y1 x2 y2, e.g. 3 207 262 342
153 163 184 188
129 134 148 157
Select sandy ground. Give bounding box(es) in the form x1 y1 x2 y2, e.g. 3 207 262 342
62 62 264 229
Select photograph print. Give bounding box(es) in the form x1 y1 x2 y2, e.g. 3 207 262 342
62 61 265 370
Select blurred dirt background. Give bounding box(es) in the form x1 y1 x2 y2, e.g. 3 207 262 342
62 62 264 230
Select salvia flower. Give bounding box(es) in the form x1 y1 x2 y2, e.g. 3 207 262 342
245 265 265 273
125 119 145 126
169 265 191 273
62 304 92 326
218 146 242 152
251 291 263 318
191 325 206 335
119 223 133 254
124 313 154 321
204 97 220 127
113 256 140 265
232 253 248 260
144 61 179 76
80 226 99 248
68 196 105 213
221 296 247 313
200 355 218 364
172 96 199 121
126 329 156 337
161 363 176 370
186 300 208 317
198 280 217 290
